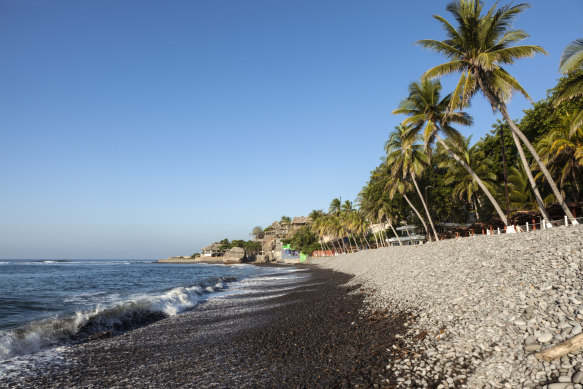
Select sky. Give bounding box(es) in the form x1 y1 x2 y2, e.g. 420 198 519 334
0 0 581 259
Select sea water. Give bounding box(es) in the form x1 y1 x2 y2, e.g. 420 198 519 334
0 259 296 365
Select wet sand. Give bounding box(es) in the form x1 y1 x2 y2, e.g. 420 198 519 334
3 267 409 388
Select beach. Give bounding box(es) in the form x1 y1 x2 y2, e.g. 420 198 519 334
312 224 583 388
1 267 409 388
4 225 583 388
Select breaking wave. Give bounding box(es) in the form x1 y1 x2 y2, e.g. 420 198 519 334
0 277 235 361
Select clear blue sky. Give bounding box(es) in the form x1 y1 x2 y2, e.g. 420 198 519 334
1 0 580 259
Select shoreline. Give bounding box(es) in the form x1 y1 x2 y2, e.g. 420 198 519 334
311 224 583 388
2 267 410 388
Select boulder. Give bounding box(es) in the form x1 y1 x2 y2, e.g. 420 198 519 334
223 247 246 264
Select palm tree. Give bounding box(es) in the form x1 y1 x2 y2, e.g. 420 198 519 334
536 112 583 201
384 173 430 240
308 210 327 253
357 184 387 248
417 0 577 224
385 124 439 241
352 210 372 249
393 79 509 225
381 203 403 246
555 39 583 133
438 136 498 220
508 165 537 211
329 198 342 216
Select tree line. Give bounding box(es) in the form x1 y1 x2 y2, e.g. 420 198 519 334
285 1 582 255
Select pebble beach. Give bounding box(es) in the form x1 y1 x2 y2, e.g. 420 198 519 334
311 224 583 388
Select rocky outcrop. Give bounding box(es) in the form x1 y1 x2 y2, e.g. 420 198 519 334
223 247 246 264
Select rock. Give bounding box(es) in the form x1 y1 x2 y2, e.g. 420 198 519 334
538 333 554 343
223 247 246 264
572 325 583 336
525 344 542 352
573 370 583 384
526 335 539 345
548 383 574 389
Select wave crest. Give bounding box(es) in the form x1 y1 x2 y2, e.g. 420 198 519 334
0 277 233 361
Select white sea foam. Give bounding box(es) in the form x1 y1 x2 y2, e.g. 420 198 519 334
0 280 228 362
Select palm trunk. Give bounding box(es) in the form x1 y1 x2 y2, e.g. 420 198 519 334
340 236 347 253
403 193 429 240
372 227 379 248
509 129 553 225
435 134 508 225
482 84 577 224
329 240 336 254
350 234 359 252
388 220 402 246
383 228 390 245
362 232 371 249
412 177 439 241
404 224 412 239
384 217 402 246
473 196 481 220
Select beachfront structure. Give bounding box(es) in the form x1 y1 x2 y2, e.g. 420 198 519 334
387 225 426 246
291 216 310 229
201 243 223 257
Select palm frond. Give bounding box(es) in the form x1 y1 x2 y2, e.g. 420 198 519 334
559 39 583 74
487 45 547 65
416 39 463 58
450 72 472 111
491 67 531 101
553 73 583 105
421 60 465 80
433 14 463 42
496 29 529 46
570 109 583 137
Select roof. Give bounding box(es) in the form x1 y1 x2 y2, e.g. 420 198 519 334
292 216 311 225
202 243 221 251
395 225 420 231
270 221 284 231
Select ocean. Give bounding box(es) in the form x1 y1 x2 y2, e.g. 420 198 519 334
0 259 305 372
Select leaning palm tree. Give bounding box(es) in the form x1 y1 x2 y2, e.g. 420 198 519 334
357 184 392 248
386 124 439 241
555 39 583 134
417 0 577 224
384 173 430 240
393 79 509 225
380 203 403 246
351 210 372 249
438 136 498 220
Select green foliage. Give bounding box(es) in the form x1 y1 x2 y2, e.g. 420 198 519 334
288 226 320 256
230 240 246 248
190 253 200 259
242 241 262 254
217 239 230 251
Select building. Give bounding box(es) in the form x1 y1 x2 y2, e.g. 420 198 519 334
201 243 223 257
387 225 426 246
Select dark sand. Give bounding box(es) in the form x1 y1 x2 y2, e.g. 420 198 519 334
2 267 410 388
